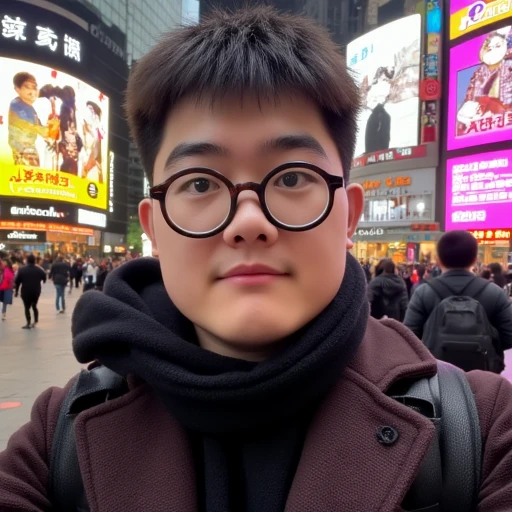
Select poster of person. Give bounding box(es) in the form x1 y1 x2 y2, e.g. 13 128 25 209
346 14 421 163
0 56 109 209
447 26 512 151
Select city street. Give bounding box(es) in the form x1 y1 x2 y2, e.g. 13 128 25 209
0 283 83 450
1 283 512 451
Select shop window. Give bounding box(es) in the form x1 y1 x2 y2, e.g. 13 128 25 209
362 193 433 222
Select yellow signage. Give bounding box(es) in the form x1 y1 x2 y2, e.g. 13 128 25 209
0 56 109 209
1 165 107 209
450 0 512 40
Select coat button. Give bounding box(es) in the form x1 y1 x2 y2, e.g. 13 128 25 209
377 426 399 445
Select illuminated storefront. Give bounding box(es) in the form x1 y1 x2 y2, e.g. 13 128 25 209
352 168 441 264
468 229 512 266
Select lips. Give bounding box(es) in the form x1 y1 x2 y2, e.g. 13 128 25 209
220 264 286 279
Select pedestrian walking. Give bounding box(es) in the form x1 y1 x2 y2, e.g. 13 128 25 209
49 256 70 314
404 230 512 373
0 259 15 321
14 254 47 329
82 258 97 292
367 258 409 321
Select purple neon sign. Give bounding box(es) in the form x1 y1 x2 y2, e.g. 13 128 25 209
446 149 512 231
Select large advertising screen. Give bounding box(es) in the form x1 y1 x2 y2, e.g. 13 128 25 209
447 26 512 151
450 0 512 40
445 149 512 230
346 14 422 168
0 56 109 209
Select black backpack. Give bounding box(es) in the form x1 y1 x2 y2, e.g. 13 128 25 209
422 278 502 373
49 362 482 511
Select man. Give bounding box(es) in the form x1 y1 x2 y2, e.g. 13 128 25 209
367 258 409 321
8 72 48 166
1 8 512 510
404 230 512 370
49 256 70 314
14 254 47 329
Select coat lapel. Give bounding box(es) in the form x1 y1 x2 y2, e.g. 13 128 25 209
286 318 438 512
74 383 197 512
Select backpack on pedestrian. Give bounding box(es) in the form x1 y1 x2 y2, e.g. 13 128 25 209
422 277 502 373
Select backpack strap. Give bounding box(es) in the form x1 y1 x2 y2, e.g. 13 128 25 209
458 277 490 300
426 278 455 301
49 365 128 511
392 361 482 512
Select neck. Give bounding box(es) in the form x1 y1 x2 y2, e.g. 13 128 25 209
440 265 473 273
195 325 276 362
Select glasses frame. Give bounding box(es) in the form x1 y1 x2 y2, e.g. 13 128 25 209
149 161 344 239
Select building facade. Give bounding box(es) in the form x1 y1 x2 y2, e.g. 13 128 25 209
0 0 130 256
81 0 185 223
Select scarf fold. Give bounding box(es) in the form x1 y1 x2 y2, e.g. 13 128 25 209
72 252 369 435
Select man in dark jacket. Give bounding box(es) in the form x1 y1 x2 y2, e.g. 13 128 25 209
404 230 512 369
49 257 70 314
367 258 409 321
2 8 512 511
14 254 47 329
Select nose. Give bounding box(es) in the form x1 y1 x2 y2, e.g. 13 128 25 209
222 191 279 248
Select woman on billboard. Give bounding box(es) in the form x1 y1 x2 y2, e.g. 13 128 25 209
456 27 512 134
81 101 104 183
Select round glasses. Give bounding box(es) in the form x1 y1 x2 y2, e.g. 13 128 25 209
149 161 344 238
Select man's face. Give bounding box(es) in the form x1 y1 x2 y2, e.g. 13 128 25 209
482 36 507 66
139 94 363 360
15 79 38 105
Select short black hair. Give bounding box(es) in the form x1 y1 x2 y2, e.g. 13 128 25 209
437 230 478 269
381 258 395 274
27 254 36 265
125 6 360 184
13 72 36 89
416 264 426 278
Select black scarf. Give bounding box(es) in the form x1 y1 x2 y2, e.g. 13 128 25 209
72 253 369 511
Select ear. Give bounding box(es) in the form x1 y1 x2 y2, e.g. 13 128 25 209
138 198 158 253
345 183 364 250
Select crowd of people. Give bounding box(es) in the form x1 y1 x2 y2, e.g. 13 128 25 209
0 250 130 329
363 230 512 373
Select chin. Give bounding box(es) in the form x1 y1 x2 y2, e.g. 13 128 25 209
215 310 307 346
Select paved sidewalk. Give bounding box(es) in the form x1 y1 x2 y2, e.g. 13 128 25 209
0 283 83 450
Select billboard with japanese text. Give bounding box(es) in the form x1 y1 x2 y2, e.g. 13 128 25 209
449 0 512 40
445 149 512 230
447 26 512 151
0 56 109 209
346 15 422 168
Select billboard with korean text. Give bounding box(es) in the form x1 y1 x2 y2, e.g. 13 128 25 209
346 14 422 168
447 26 512 151
445 149 512 230
0 56 109 209
450 0 512 40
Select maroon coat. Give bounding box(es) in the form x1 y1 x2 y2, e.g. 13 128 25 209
1 318 512 511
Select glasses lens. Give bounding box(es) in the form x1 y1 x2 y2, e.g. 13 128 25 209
165 172 231 234
265 167 330 227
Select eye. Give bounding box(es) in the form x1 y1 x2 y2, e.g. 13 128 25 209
274 171 316 189
180 177 220 195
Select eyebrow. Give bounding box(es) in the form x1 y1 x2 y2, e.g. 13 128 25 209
260 134 329 161
164 133 328 171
